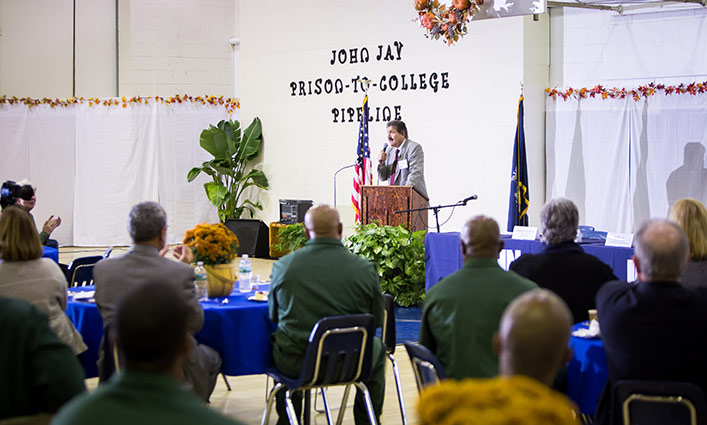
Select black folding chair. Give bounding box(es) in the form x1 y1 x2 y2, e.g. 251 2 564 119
66 255 103 287
404 342 446 392
382 294 407 425
261 314 378 425
616 380 707 425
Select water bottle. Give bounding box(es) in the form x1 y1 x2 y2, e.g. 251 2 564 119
238 254 252 293
194 261 208 300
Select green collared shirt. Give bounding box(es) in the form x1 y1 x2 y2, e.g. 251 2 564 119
268 238 384 374
53 371 242 425
419 257 537 379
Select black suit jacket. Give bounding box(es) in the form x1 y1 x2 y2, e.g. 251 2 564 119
594 280 707 424
509 241 617 323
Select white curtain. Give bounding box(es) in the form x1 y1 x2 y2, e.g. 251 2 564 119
546 93 707 233
1 102 236 246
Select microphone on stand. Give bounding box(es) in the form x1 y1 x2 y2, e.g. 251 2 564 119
461 194 478 205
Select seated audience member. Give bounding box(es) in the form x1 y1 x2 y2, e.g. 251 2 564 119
16 180 61 248
495 289 573 387
53 282 243 425
93 201 220 401
594 219 707 425
418 291 579 425
0 206 86 354
269 204 385 425
418 376 578 425
510 198 617 323
419 215 537 380
0 295 85 421
669 198 707 286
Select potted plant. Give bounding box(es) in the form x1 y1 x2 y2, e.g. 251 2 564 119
274 222 308 256
183 223 240 297
345 223 426 307
187 118 269 221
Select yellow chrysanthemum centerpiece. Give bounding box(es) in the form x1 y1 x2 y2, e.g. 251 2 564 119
184 223 239 297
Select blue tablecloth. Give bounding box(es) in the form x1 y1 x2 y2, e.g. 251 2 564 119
425 233 634 291
568 322 609 415
42 246 58 263
66 285 276 378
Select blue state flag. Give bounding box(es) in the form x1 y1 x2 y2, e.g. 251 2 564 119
507 96 530 232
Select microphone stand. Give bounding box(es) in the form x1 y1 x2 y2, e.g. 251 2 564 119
333 163 358 207
394 195 478 233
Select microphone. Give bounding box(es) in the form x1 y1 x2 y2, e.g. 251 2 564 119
461 194 478 205
379 143 389 165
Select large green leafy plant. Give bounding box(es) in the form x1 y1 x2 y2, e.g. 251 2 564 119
345 223 426 307
187 118 269 221
275 222 308 254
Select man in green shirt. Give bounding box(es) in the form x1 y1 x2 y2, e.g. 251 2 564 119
53 282 242 425
0 296 85 421
419 215 537 380
269 205 385 425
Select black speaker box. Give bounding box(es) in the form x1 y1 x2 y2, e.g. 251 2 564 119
224 219 270 258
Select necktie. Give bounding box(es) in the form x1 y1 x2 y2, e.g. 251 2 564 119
389 149 399 185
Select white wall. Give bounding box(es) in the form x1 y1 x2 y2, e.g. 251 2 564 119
119 0 235 96
76 0 116 97
0 0 74 97
550 5 707 87
0 0 234 98
240 1 548 234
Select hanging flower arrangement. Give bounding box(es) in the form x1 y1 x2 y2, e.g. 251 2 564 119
415 0 483 46
0 94 240 114
546 81 707 102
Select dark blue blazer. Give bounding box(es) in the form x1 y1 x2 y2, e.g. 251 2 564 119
594 280 707 424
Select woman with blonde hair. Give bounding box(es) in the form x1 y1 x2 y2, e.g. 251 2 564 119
0 206 86 354
669 198 707 286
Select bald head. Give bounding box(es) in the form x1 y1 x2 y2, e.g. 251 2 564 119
304 205 342 240
460 215 504 260
496 289 573 386
634 219 689 282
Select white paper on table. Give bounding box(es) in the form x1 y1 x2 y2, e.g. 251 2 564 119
512 226 538 240
71 290 95 300
605 232 634 248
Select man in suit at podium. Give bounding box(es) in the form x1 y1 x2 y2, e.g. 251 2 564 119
377 120 428 200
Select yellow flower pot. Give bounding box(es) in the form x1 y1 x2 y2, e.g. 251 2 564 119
204 263 236 297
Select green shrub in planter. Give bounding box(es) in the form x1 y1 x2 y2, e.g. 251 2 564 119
345 223 426 307
275 222 308 254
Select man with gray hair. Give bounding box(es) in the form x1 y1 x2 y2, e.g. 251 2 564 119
510 198 616 323
94 201 221 402
419 215 537 379
594 219 707 425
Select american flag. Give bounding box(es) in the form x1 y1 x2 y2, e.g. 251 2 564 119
352 94 372 223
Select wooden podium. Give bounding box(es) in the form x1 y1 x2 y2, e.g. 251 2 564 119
360 185 429 233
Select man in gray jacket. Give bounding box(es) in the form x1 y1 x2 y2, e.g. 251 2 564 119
94 201 221 402
377 120 428 200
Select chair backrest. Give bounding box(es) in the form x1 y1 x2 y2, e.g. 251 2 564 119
381 294 396 355
404 342 446 392
70 264 95 287
66 255 103 286
616 380 707 425
298 314 375 388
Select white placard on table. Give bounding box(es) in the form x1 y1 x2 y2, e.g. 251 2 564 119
512 226 538 240
605 232 634 248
